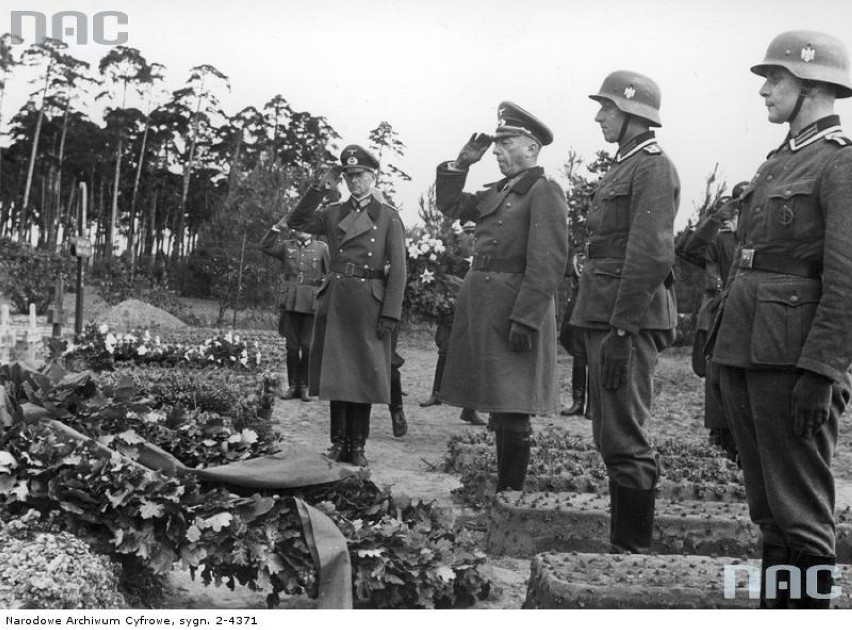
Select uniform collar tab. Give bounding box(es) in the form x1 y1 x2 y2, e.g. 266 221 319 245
616 130 657 162
788 115 842 151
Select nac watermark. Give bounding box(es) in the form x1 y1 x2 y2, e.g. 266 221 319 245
10 10 128 45
724 563 842 601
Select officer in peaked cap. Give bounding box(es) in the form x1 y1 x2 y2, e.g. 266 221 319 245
286 143 407 468
434 101 569 492
710 30 852 608
570 70 680 555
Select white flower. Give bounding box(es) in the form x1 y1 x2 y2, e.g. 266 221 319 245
137 344 147 356
429 253 437 261
420 269 435 284
98 323 109 335
224 331 233 343
255 351 262 364
234 335 241 343
229 355 236 362
143 330 151 341
124 334 137 343
239 356 248 367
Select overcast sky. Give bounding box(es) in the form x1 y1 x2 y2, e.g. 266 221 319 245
3 0 852 230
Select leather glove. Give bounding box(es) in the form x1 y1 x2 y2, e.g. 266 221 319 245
508 322 534 352
792 370 834 439
601 329 633 391
376 317 397 340
454 133 493 170
712 198 739 222
316 164 343 191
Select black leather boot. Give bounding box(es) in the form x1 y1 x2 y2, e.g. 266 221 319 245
281 348 300 399
496 428 531 492
390 406 407 437
420 355 446 407
787 548 837 609
561 360 587 416
758 542 791 609
326 401 349 462
610 484 655 553
298 348 311 402
349 403 371 467
460 408 486 425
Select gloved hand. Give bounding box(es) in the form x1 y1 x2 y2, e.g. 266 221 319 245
712 198 739 222
792 370 834 439
316 164 343 191
601 329 633 390
376 317 397 340
508 322 534 352
454 133 493 170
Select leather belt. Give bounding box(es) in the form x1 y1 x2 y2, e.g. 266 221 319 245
471 255 526 273
330 262 385 279
285 274 323 286
585 243 626 259
738 249 821 278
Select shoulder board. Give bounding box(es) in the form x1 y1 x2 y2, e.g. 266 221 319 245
643 144 662 155
826 132 852 146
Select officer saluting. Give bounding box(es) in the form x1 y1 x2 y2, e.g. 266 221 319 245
287 145 407 467
435 102 569 492
711 31 852 608
570 71 679 554
259 226 330 402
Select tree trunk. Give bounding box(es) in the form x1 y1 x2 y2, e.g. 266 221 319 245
107 135 123 261
22 63 52 216
128 112 151 279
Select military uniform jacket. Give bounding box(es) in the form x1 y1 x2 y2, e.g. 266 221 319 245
259 230 330 314
435 162 569 415
287 186 407 404
675 214 737 331
712 116 852 383
570 132 679 334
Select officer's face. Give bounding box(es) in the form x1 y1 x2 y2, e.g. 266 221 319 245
343 169 375 197
492 135 535 176
594 99 627 143
759 67 803 124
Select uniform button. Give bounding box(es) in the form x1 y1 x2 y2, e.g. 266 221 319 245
364 264 369 268
492 239 498 244
616 267 622 273
485 276 491 282
373 226 377 230
361 278 365 282
790 295 799 303
498 220 503 225
335 274 341 279
753 206 762 213
370 238 375 243
506 203 512 208
784 190 792 195
368 253 372 257
338 249 343 253
767 175 774 181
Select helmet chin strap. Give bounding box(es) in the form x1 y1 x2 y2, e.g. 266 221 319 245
617 113 632 144
786 86 809 124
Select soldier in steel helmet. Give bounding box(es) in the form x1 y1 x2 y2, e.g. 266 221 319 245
286 144 407 467
570 71 679 553
710 30 852 608
435 102 569 492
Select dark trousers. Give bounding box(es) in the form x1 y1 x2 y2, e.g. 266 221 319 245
719 366 849 556
279 310 314 387
583 327 674 489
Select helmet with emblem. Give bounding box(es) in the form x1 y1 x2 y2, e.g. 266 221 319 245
589 70 662 127
751 30 852 98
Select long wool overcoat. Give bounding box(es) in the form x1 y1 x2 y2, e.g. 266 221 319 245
435 163 569 415
287 187 406 404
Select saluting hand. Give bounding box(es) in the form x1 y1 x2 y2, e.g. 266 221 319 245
316 164 343 191
792 370 834 439
376 317 397 340
454 133 494 170
508 322 534 352
601 329 633 391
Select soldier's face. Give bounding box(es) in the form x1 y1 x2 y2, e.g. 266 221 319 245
492 135 535 176
594 99 627 143
759 67 802 124
343 170 375 197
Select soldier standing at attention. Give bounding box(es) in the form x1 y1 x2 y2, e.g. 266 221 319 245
570 71 679 553
287 145 407 467
711 31 852 608
259 226 329 402
435 102 569 492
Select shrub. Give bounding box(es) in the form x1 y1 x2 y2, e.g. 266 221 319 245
0 237 71 315
0 511 126 609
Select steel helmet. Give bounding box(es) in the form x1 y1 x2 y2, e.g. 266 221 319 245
589 70 662 127
751 30 852 98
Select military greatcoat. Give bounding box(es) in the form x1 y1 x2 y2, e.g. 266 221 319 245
287 187 406 404
435 163 569 415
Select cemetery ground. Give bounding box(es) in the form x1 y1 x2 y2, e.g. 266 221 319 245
4 292 852 609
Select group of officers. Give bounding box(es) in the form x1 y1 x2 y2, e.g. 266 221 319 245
261 30 852 608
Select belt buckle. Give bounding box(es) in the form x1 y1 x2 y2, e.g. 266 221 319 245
739 248 755 269
344 262 355 277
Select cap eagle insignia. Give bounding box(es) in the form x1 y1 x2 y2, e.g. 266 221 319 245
801 44 816 63
623 85 636 99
